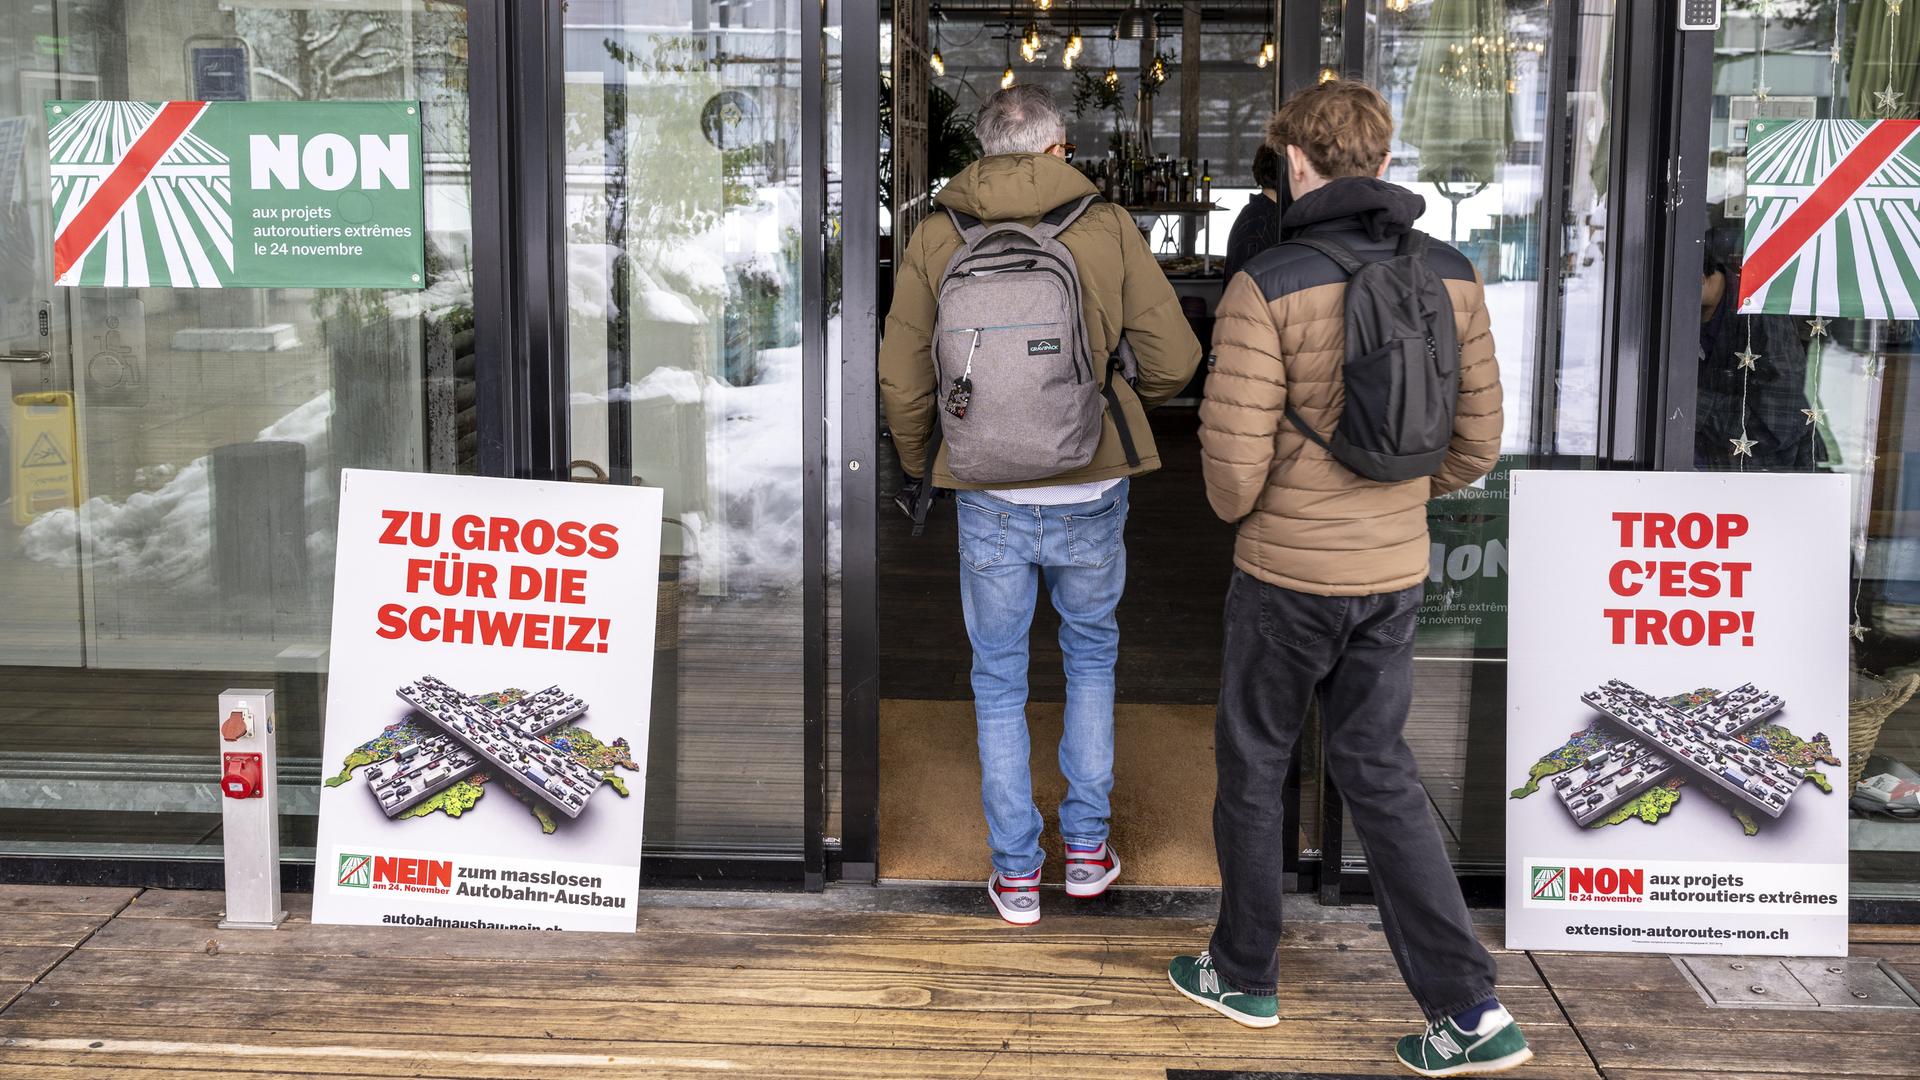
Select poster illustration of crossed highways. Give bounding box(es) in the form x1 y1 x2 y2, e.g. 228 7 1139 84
326 676 638 832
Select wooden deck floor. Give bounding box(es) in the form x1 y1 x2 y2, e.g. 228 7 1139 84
0 884 1914 1078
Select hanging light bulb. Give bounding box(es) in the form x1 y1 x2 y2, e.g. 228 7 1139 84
1261 35 1276 66
1318 66 1338 83
930 3 946 76
1036 0 1053 9
1149 54 1167 84
1067 25 1084 58
1104 64 1120 88
1002 65 1018 88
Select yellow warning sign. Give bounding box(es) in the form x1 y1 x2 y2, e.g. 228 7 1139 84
12 391 81 525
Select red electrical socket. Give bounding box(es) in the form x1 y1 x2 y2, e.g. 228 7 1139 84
221 753 264 799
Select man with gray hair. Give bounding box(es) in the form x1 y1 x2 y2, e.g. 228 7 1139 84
880 86 1201 924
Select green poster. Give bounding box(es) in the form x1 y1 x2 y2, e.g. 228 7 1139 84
47 100 425 290
1418 457 1515 650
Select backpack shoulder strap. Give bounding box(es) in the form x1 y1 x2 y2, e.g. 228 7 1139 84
1280 233 1365 276
945 207 989 247
1395 229 1431 258
1033 194 1103 239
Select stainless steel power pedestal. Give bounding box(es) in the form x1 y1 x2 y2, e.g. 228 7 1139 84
216 688 287 929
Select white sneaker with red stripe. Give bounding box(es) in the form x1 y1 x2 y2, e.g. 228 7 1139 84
988 870 1042 925
1063 841 1121 898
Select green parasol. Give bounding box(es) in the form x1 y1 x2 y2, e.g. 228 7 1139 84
1398 0 1518 239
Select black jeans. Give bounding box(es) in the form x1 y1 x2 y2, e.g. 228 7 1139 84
1207 569 1497 1021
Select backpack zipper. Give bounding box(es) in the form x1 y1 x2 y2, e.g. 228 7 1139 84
945 322 1081 383
945 248 1093 382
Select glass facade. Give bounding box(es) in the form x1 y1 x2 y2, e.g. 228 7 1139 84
1343 0 1612 873
0 0 1912 908
1692 0 1919 899
559 0 808 860
0 0 473 861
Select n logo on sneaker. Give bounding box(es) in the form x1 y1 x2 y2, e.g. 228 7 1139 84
1428 1028 1464 1058
1197 969 1220 994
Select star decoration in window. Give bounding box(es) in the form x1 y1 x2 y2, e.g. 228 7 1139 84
1731 435 1757 457
1753 84 1772 104
1806 316 1830 338
1876 87 1905 115
1802 407 1827 426
1735 348 1760 371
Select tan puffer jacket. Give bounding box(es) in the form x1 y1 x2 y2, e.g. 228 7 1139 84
1199 178 1503 596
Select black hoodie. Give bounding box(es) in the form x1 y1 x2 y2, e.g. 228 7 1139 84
1234 175 1477 301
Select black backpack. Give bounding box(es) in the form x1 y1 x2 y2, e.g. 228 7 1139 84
1280 230 1460 482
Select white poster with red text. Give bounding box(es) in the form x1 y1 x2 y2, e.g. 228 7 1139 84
311 469 661 932
1506 471 1849 955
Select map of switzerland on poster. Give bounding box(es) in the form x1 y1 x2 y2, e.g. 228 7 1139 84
1739 118 1920 320
1505 472 1850 957
311 470 662 933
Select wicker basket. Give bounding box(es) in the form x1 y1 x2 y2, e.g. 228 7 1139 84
1848 672 1920 789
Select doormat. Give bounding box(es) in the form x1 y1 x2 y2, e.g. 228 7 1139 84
1167 1073 1402 1079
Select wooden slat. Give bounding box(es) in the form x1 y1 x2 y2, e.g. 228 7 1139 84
0 984 1597 1067
36 947 1561 1019
0 946 74 982
0 914 119 949
0 886 139 917
67 917 1548 986
115 889 1514 952
0 982 27 1010
0 1026 1608 1080
1529 951 1693 992
1850 922 1920 944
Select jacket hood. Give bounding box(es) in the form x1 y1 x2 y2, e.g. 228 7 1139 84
935 152 1098 220
1282 177 1426 242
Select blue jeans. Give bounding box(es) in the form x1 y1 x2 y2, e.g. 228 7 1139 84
956 479 1128 877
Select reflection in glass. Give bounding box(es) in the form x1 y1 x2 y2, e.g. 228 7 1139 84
0 0 473 859
1697 0 1920 896
563 0 806 857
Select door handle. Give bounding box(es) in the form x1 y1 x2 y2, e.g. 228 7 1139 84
1 351 51 364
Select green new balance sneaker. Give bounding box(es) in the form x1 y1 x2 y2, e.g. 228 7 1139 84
1166 953 1279 1029
1394 1005 1533 1076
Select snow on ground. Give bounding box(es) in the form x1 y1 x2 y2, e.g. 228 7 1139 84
21 393 336 600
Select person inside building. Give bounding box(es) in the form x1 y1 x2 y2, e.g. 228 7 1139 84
1695 221 1823 471
1222 142 1283 281
1169 79 1530 1076
877 85 1202 925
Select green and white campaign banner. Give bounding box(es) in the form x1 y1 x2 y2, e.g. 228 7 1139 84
1739 118 1920 321
46 100 424 290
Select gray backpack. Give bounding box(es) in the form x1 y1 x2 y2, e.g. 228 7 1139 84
1280 230 1460 482
929 195 1139 486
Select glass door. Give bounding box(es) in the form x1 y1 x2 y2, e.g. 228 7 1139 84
560 0 810 861
0 0 473 860
0 0 85 670
1340 0 1615 874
